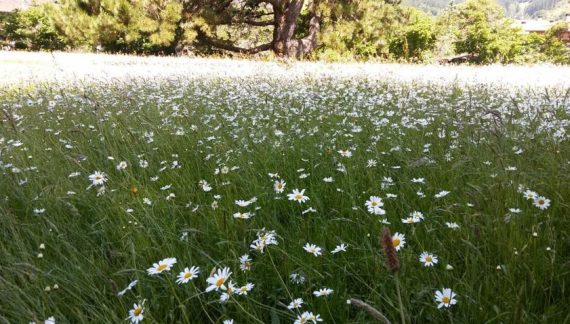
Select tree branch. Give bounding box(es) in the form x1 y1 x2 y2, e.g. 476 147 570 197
198 32 273 54
247 11 274 19
215 17 274 26
242 18 274 26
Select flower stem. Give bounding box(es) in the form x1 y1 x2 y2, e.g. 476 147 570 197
395 274 406 324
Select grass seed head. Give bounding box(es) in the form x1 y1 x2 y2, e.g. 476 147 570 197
381 227 400 273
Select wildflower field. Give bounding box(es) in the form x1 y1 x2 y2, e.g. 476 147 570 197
1 53 569 323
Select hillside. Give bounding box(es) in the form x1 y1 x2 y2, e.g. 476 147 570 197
405 0 570 19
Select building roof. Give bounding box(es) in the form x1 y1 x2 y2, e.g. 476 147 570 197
515 19 554 33
0 0 53 12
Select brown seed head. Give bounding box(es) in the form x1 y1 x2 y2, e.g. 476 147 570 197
381 227 400 273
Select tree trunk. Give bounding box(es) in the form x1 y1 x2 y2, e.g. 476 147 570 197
272 0 319 59
195 0 320 59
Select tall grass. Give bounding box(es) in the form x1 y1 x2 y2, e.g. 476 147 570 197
0 74 569 323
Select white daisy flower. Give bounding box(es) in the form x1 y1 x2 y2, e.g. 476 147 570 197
235 199 252 207
523 189 537 200
199 180 212 192
117 280 138 297
44 316 56 324
533 196 550 210
419 252 438 267
176 266 200 284
88 171 107 186
303 243 322 256
146 257 177 275
239 254 252 271
237 282 255 295
205 267 232 292
288 189 309 203
128 303 144 323
338 149 352 157
233 211 253 219
445 222 460 230
116 161 128 171
313 288 334 297
331 243 348 254
435 288 457 308
392 232 406 251
274 179 286 193
365 196 386 215
288 298 304 309
434 190 450 199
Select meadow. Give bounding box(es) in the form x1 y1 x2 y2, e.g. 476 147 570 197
0 52 569 323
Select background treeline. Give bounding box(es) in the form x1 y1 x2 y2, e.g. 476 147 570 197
0 0 569 64
405 0 569 18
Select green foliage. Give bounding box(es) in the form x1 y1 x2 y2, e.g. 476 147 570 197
0 12 12 41
515 23 570 64
542 22 570 63
389 8 438 62
519 32 547 63
3 0 570 64
3 5 67 50
51 0 183 53
452 0 524 63
317 0 404 60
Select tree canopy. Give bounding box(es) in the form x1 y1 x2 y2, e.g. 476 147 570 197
1 0 569 63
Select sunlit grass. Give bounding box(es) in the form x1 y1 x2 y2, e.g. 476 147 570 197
0 64 569 323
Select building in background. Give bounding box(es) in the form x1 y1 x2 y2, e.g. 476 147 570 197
515 14 570 44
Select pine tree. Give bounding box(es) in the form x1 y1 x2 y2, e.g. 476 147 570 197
52 0 182 53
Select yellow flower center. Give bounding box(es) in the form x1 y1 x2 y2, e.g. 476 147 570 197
95 176 102 180
538 199 545 205
295 194 303 200
371 201 378 207
184 272 192 279
425 256 432 262
157 264 167 272
215 277 225 287
442 296 450 304
278 184 283 189
133 307 142 316
392 238 400 247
